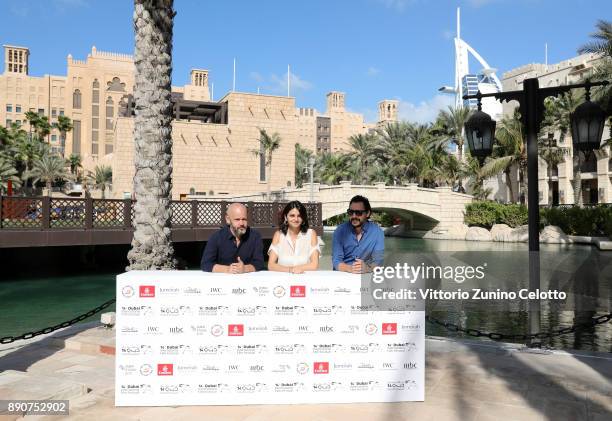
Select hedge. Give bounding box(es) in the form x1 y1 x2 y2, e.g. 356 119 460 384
465 201 612 236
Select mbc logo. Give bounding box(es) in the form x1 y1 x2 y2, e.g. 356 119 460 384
290 285 306 297
139 285 155 298
228 324 244 336
157 364 173 376
382 323 398 335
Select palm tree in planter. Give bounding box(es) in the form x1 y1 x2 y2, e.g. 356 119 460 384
27 154 72 197
127 0 176 270
251 128 281 200
86 165 113 199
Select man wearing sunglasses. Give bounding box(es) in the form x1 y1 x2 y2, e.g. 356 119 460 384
332 195 384 273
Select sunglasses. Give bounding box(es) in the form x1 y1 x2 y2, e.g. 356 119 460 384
347 209 367 216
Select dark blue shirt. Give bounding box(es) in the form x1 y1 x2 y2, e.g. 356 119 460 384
332 220 384 270
201 226 264 272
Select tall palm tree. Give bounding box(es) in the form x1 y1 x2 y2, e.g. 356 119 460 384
67 154 83 181
375 121 413 185
27 154 71 196
36 116 51 141
435 154 462 189
462 154 492 200
578 19 612 57
53 115 73 156
86 165 112 199
127 0 176 270
315 152 351 185
24 111 40 140
347 133 378 184
0 157 21 194
437 105 471 162
294 143 313 188
14 136 50 190
251 128 281 200
481 111 526 203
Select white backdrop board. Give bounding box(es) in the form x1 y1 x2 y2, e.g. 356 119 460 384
115 271 424 406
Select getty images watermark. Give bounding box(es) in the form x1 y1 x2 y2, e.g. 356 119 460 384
369 262 567 301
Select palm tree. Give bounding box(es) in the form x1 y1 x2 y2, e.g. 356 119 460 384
347 133 378 184
27 154 71 196
578 19 612 57
24 111 40 140
251 128 281 200
294 143 313 188
435 154 462 189
462 154 492 200
0 157 21 194
437 105 471 161
86 165 112 199
481 111 526 203
67 154 83 181
36 116 51 141
14 136 50 191
53 115 73 156
127 0 176 270
375 121 413 185
315 152 351 185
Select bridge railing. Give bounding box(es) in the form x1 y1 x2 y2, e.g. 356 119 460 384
0 196 323 231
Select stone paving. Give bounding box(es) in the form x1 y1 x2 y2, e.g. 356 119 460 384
0 322 611 421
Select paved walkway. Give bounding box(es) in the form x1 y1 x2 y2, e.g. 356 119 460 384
1 322 611 421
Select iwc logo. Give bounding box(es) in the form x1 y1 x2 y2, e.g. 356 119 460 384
273 286 286 298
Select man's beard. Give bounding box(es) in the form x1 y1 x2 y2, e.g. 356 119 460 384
232 226 247 237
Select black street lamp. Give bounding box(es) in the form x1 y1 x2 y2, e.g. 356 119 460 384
463 77 609 347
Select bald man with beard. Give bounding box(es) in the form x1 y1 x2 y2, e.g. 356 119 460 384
200 203 264 273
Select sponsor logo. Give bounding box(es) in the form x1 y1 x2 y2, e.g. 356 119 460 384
273 286 286 297
120 305 152 316
207 287 226 296
118 364 137 375
386 380 417 391
333 287 351 295
365 323 378 335
312 306 332 315
210 325 224 337
382 323 398 335
140 364 153 376
312 343 346 353
380 362 398 370
296 325 312 334
183 287 202 295
159 287 179 295
226 364 242 373
350 344 369 354
237 344 268 355
357 362 375 370
236 383 268 393
237 306 267 316
177 365 198 374
139 285 155 298
159 345 180 355
120 326 139 334
350 305 372 315
290 285 306 297
159 384 192 394
121 285 135 298
252 286 270 296
145 326 161 335
313 362 329 374
272 363 291 373
197 383 230 394
198 305 229 316
340 324 359 334
309 287 330 295
159 306 180 316
272 325 291 334
349 381 380 391
296 362 309 375
360 287 370 293
169 326 184 334
401 323 421 331
274 344 305 354
232 287 247 295
201 364 221 372
120 384 152 395
198 345 230 355
157 364 173 376
249 364 265 373
121 345 149 355
386 342 417 352
312 382 332 392
404 362 418 369
319 325 334 333
247 325 268 334
179 306 193 316
274 382 305 393
190 325 207 335
333 362 353 370
274 305 305 316
228 324 244 336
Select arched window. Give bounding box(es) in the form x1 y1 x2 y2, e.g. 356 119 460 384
92 79 100 103
72 89 82 109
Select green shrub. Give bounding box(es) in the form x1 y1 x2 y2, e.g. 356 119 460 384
496 203 528 228
539 205 612 236
464 201 498 229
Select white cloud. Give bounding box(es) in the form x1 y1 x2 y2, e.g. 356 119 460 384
251 71 313 96
397 94 454 124
366 67 381 76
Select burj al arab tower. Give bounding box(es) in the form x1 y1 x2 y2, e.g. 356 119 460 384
440 8 503 120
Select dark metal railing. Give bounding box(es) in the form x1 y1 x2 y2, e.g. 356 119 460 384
0 196 323 231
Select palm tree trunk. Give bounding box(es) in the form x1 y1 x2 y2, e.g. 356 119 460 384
573 152 583 206
504 168 515 203
127 0 176 270
267 153 272 201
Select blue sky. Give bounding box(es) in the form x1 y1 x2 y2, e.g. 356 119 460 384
0 0 609 123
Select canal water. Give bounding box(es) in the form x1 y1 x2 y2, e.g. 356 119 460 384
1 234 610 352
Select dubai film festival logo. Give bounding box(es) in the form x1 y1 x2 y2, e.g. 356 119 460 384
157 364 173 376
382 323 398 335
139 285 155 298
296 362 309 375
140 364 153 376
228 324 244 336
365 323 378 335
121 285 135 298
313 362 329 374
273 286 286 298
290 285 306 297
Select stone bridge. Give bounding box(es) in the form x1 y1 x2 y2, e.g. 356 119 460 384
194 181 473 232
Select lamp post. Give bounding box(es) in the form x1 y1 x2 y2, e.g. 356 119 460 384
463 77 608 347
308 156 316 202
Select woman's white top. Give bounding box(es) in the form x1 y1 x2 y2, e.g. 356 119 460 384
268 228 324 267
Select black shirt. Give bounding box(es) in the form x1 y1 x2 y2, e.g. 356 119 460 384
200 226 264 272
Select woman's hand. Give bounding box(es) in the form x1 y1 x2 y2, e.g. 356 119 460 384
292 266 305 274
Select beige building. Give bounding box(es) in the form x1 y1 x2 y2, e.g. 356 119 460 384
1 44 399 200
492 52 611 205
